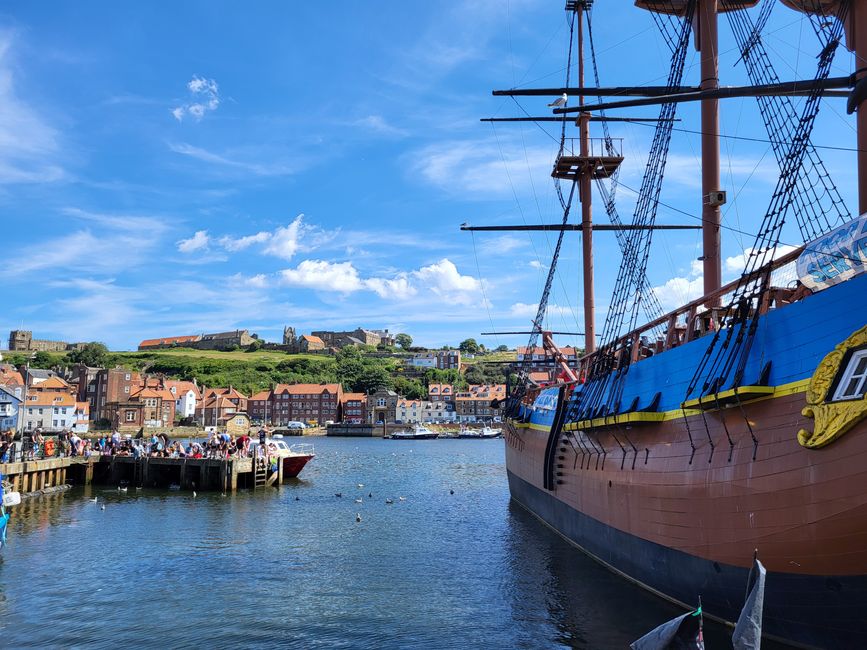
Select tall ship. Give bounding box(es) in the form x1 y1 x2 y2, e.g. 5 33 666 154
468 1 867 647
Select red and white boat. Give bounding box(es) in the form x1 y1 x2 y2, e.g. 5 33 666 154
256 437 315 478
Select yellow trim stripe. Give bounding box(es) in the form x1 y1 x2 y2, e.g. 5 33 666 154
515 377 812 433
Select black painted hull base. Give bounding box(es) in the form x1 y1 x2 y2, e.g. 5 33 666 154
507 470 867 649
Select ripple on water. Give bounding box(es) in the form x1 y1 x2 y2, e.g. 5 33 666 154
0 438 784 649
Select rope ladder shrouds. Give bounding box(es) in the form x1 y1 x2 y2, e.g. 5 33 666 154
684 4 849 407
570 0 697 424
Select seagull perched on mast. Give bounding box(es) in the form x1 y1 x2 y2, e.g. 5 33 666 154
548 93 567 108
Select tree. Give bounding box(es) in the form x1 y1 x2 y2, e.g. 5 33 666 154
31 351 55 368
393 376 426 400
354 365 394 394
496 345 509 352
67 342 109 367
458 338 480 354
395 333 413 350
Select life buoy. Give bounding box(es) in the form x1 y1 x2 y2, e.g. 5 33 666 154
44 438 56 457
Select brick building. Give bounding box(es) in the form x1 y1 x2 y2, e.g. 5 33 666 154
270 383 342 425
454 384 506 423
248 390 273 424
427 383 455 404
340 392 367 424
515 346 580 374
197 394 243 428
105 386 176 430
75 367 142 423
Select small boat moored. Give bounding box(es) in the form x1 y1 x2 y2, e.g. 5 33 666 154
253 437 315 478
390 424 439 440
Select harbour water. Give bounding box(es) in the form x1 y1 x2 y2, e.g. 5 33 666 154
0 438 780 648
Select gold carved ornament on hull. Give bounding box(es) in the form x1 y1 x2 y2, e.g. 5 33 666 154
798 325 867 449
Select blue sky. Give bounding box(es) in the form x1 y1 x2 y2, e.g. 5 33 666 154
0 2 860 351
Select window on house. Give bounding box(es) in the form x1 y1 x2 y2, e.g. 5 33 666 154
833 350 867 401
125 374 131 381
126 411 136 422
377 398 386 407
124 386 130 394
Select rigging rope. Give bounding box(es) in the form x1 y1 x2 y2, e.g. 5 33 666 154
684 2 849 403
727 0 849 242
571 0 697 423
587 7 665 326
506 9 580 415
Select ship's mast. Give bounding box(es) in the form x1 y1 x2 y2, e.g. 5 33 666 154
699 0 723 303
857 3 867 214
576 5 596 354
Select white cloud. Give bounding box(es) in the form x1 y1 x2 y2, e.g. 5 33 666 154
529 260 544 269
479 234 525 255
365 275 417 300
0 33 67 184
63 207 170 235
172 75 220 122
3 227 163 279
410 138 553 197
230 273 268 288
279 260 365 294
354 114 408 137
724 244 798 275
509 302 574 318
168 142 298 177
412 258 480 300
263 219 304 260
177 230 209 253
651 258 704 310
214 215 334 261
219 231 269 252
275 257 481 305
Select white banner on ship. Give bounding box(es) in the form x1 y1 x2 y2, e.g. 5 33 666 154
796 213 867 291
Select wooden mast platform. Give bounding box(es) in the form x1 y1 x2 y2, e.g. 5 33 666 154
552 136 623 180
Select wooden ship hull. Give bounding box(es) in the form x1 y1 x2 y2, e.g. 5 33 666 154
505 272 867 648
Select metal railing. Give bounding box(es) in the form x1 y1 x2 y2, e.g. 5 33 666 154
559 137 623 158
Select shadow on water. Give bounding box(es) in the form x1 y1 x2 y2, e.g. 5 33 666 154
503 500 789 649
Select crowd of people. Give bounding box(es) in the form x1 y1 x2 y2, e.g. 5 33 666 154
0 429 278 463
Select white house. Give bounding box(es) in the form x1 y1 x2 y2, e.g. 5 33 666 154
22 393 78 432
396 399 422 423
397 399 457 423
424 400 456 423
166 380 201 419
0 385 23 432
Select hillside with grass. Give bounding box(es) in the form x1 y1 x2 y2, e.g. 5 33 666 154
1 344 517 398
